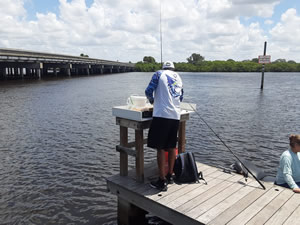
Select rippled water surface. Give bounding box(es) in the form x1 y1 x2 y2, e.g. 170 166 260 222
1 72 300 224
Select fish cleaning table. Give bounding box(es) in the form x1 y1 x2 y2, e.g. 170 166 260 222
112 103 195 182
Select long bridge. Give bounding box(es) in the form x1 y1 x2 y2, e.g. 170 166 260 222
0 48 135 80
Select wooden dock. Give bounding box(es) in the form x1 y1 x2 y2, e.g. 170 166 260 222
107 161 300 225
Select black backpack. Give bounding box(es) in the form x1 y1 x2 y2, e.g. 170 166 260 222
174 152 207 184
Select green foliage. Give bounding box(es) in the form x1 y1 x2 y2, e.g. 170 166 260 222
274 59 286 63
187 53 205 64
135 56 300 72
80 53 89 57
143 56 156 63
135 62 161 72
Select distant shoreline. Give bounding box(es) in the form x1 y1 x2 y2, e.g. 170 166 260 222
135 61 300 73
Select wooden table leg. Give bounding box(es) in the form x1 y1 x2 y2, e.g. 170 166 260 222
120 126 128 176
135 129 144 182
178 121 186 154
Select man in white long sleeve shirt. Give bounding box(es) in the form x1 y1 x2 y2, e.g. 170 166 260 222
145 61 183 192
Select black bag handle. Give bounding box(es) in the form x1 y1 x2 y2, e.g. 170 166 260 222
198 171 208 185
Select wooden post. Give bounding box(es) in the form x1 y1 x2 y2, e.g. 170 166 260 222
135 130 144 182
260 41 267 90
117 197 147 225
120 126 128 176
178 121 186 154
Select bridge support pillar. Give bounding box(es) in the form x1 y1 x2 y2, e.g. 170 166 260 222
13 68 18 77
54 68 57 77
32 69 35 77
0 68 5 79
37 69 41 78
26 68 30 77
20 68 24 78
43 68 48 76
67 68 71 77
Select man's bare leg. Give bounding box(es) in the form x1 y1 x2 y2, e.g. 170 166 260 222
167 148 176 175
157 149 165 180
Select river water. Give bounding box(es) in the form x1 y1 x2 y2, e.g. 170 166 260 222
0 72 299 224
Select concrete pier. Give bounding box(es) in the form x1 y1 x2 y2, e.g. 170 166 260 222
0 48 135 80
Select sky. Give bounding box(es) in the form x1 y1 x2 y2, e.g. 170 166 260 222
0 0 300 63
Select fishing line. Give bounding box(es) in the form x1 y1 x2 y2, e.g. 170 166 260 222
159 0 163 66
187 103 266 190
159 0 265 190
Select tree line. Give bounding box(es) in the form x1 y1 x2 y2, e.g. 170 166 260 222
135 54 300 72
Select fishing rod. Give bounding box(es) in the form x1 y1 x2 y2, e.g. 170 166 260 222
159 0 163 67
188 103 266 190
157 1 265 190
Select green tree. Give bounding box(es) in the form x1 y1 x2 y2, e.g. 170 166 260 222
187 53 205 64
251 58 259 63
135 58 300 72
274 59 286 63
80 53 89 57
143 56 156 63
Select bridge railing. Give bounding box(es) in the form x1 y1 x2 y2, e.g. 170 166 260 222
0 48 135 67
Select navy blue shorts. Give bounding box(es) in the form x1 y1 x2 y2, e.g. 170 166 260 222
147 117 179 150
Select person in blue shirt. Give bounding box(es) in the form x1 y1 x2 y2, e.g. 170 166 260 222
145 61 183 192
275 134 300 193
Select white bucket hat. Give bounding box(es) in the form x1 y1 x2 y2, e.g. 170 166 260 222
162 61 175 69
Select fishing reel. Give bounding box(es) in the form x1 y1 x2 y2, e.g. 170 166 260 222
230 161 249 182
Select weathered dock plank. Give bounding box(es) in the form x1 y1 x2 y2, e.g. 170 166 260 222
158 170 229 205
246 188 294 225
264 191 300 225
207 184 268 225
167 172 232 210
226 186 284 225
282 204 300 225
176 174 243 214
197 180 259 224
185 176 246 219
106 161 299 225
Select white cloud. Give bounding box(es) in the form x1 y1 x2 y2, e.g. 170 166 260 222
0 0 26 18
269 8 300 61
0 0 299 62
204 0 280 19
264 19 274 25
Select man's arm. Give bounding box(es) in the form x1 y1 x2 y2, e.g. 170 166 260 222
145 71 161 104
282 156 299 190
